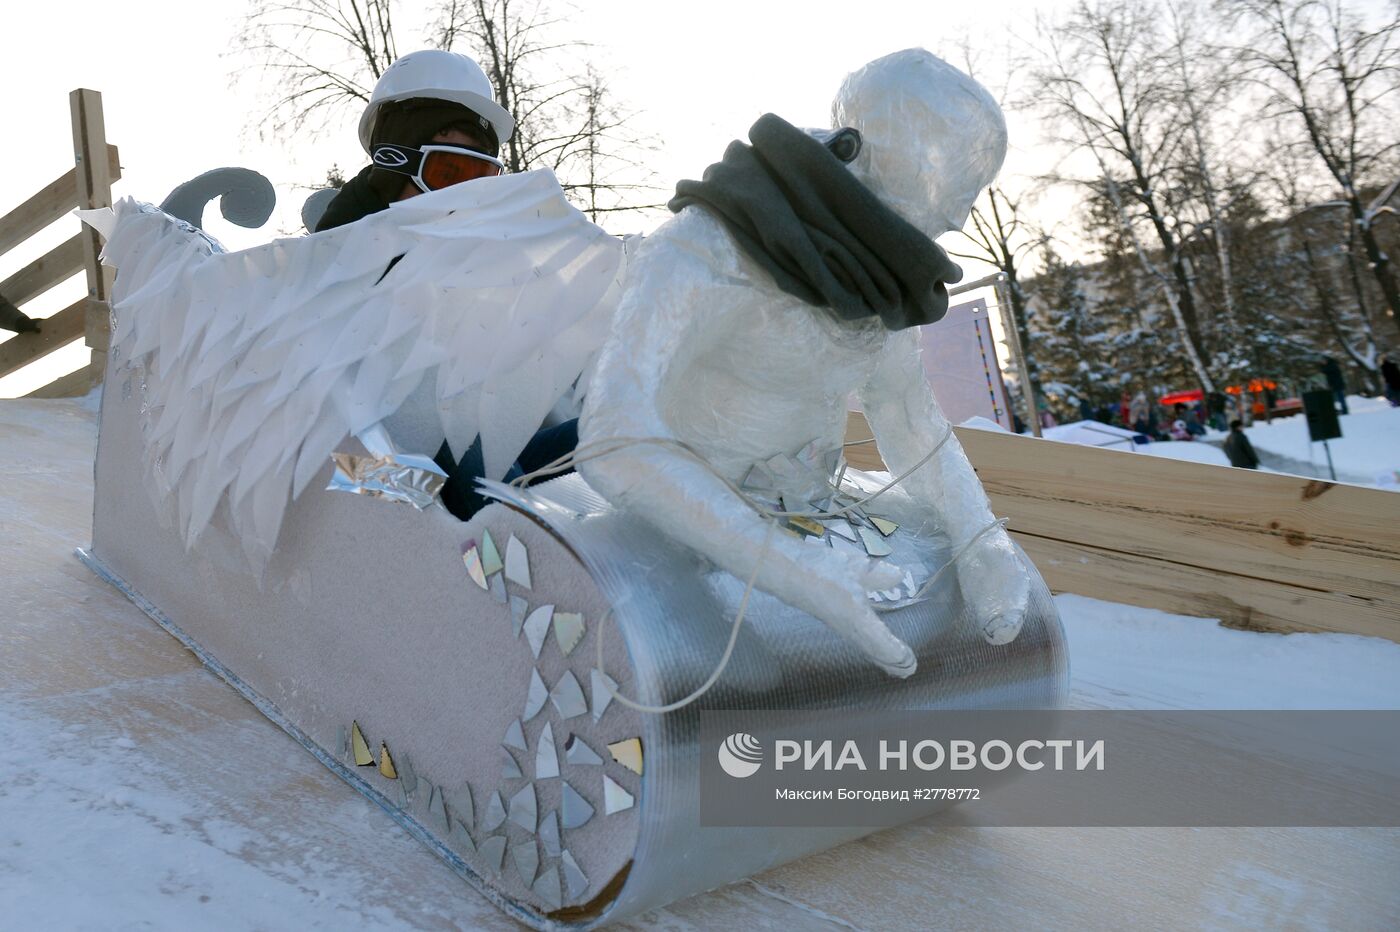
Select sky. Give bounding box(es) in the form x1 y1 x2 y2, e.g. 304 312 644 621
0 0 1069 395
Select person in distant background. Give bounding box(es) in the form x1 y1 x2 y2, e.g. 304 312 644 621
1319 356 1348 415
1380 354 1400 407
1222 419 1260 469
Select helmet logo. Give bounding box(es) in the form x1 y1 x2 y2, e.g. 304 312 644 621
372 147 410 167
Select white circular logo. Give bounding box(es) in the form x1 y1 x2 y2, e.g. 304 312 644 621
718 732 763 778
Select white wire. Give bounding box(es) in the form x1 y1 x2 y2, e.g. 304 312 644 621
507 425 1002 714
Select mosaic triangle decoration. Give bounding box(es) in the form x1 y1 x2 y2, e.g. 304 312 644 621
351 721 374 766
505 534 531 589
564 733 603 766
536 722 560 779
603 774 634 815
561 780 594 829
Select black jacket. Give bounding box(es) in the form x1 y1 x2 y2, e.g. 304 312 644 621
315 165 393 232
1223 430 1260 469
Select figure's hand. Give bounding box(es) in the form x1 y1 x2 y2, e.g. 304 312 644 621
955 528 1029 645
780 547 917 678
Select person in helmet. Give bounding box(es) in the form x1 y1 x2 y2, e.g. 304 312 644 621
318 50 579 520
315 49 516 232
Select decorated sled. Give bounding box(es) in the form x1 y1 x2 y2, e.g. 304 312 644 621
76 49 1068 926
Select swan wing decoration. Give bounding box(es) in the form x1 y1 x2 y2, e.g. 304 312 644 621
82 170 627 568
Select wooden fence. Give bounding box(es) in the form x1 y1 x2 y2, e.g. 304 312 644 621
0 89 117 397
845 412 1400 645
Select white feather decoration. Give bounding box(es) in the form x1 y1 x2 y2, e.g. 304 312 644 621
82 170 627 568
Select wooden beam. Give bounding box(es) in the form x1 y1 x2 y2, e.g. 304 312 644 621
0 234 84 308
71 88 115 372
23 363 93 399
843 411 1400 640
958 426 1399 602
0 144 120 259
0 297 85 379
1014 531 1398 644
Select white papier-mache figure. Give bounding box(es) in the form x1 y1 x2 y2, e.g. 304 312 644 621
578 49 1028 677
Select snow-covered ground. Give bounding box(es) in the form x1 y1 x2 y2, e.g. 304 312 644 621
1029 395 1400 489
1236 395 1400 488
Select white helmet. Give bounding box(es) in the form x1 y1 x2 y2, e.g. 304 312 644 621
358 49 515 153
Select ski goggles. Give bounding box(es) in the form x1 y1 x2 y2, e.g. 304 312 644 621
370 143 505 193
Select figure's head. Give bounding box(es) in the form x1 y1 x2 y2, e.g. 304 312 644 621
832 49 1007 238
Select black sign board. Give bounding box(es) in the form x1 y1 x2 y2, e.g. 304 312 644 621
1302 389 1342 442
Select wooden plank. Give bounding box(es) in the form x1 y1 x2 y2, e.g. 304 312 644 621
23 364 93 399
71 89 116 363
0 297 85 379
1015 532 1399 643
0 234 84 308
0 144 120 258
844 413 1400 602
959 427 1400 602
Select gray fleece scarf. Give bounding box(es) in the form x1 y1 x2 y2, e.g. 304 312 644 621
669 113 963 331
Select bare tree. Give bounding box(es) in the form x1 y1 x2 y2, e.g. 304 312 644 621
1227 0 1400 339
950 186 1046 406
240 0 398 138
1033 0 1225 393
239 0 660 222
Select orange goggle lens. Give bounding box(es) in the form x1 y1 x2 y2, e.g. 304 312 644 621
420 149 503 189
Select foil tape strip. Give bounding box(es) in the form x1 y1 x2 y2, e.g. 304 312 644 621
326 451 447 509
481 473 1069 926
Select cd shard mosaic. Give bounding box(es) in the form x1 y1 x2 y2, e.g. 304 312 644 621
539 809 561 858
429 781 450 830
462 543 489 590
564 733 603 766
351 721 374 766
523 605 553 658
489 573 507 603
523 668 549 721
451 818 476 854
536 721 559 779
871 516 899 536
550 670 588 720
501 747 523 779
561 780 594 828
480 528 504 577
590 669 618 722
479 835 507 873
482 790 507 831
532 865 562 910
378 742 398 779
603 774 635 815
503 718 527 751
511 839 539 886
561 849 589 899
607 737 643 776
508 783 537 833
510 595 529 635
552 611 585 657
448 783 474 829
858 526 893 557
505 534 531 589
